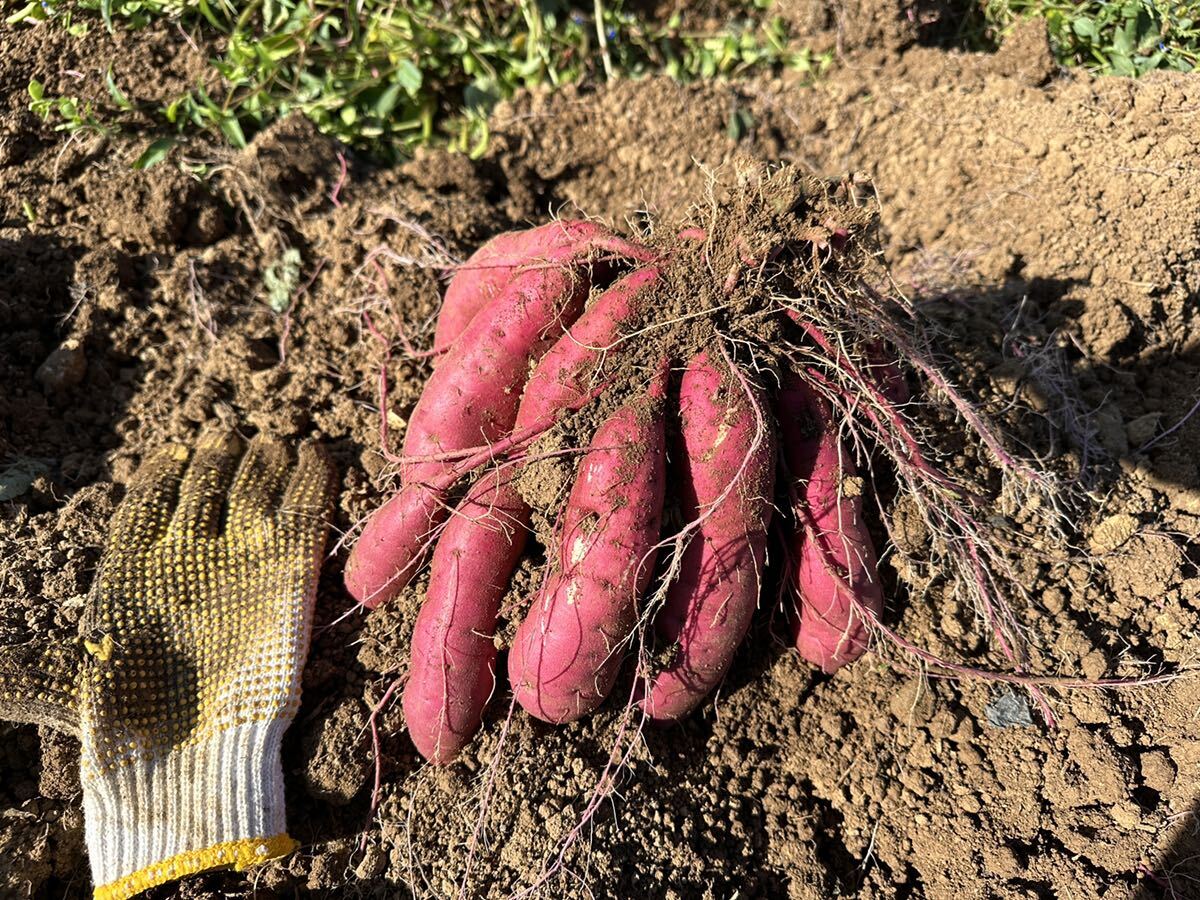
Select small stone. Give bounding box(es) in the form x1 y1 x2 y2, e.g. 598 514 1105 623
984 691 1033 729
35 339 87 391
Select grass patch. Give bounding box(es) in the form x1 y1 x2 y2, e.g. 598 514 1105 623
981 1 1198 75
13 0 829 162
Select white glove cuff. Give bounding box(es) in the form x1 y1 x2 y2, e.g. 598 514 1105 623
83 718 296 900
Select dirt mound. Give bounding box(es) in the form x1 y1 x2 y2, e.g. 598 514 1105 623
1 11 1198 900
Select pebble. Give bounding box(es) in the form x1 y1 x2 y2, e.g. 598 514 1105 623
35 339 87 391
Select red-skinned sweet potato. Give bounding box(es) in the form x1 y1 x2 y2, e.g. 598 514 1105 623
515 267 660 429
400 268 663 758
508 363 669 724
779 373 883 672
402 471 527 764
345 263 588 607
433 220 657 352
642 352 775 721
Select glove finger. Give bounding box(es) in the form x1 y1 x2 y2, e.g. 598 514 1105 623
278 441 337 536
167 427 243 538
110 443 191 548
227 434 292 527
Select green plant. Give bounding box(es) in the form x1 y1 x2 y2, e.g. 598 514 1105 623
28 78 113 135
19 1 828 162
984 0 1199 74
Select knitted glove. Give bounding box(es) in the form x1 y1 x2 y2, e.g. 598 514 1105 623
0 431 335 899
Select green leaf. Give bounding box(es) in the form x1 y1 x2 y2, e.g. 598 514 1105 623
466 118 490 159
6 1 47 24
1139 52 1164 73
28 78 44 101
1072 17 1097 40
373 81 404 117
105 66 133 111
1112 17 1137 55
196 0 223 29
218 114 247 148
259 33 301 61
132 138 175 169
1107 50 1137 76
100 0 113 34
395 59 423 94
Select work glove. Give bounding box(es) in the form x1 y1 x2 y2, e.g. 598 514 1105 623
0 430 336 899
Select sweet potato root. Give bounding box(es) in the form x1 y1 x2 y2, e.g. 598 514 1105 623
343 478 445 609
508 364 668 724
515 267 660 429
399 267 663 757
345 264 588 606
434 220 656 352
403 472 527 764
353 169 1056 772
779 372 883 673
642 352 775 721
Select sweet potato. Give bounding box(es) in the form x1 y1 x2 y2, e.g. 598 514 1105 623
342 479 445 609
779 373 883 673
508 364 668 724
345 264 588 607
515 266 661 428
399 268 663 758
642 352 775 721
403 472 527 764
433 220 656 352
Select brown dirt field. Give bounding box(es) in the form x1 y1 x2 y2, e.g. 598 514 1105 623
2 5 1199 899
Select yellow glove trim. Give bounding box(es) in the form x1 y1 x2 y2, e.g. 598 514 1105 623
94 833 298 900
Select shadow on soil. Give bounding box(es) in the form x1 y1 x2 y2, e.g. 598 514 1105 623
1134 797 1200 899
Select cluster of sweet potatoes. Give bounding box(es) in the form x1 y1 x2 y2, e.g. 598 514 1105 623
343 172 921 763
